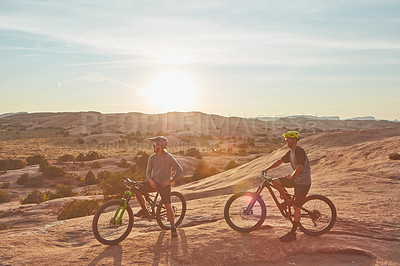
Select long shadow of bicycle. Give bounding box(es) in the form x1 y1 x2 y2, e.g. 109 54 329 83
88 244 122 266
88 228 189 266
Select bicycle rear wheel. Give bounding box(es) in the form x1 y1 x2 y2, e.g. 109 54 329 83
156 191 186 230
299 195 336 236
92 199 134 245
224 192 266 232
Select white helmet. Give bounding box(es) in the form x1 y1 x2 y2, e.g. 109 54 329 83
149 136 168 148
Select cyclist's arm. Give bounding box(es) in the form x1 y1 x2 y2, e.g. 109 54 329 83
263 159 283 173
288 165 303 180
170 156 183 181
146 156 153 181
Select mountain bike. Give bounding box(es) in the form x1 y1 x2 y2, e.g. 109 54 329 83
224 174 336 235
92 177 186 245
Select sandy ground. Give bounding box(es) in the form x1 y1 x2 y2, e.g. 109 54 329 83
1 127 400 265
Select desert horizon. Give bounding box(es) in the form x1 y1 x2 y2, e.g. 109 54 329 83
1 110 400 265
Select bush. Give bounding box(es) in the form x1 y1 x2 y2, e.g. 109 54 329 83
186 148 202 158
99 172 125 198
17 173 31 185
0 223 10 230
20 190 47 204
43 165 66 178
0 189 10 203
117 159 131 168
192 160 219 181
26 155 46 165
0 159 26 171
76 151 104 162
58 154 76 162
57 199 101 220
55 184 74 197
98 170 112 181
85 171 98 185
20 190 65 204
225 160 238 171
17 174 43 188
1 182 9 189
39 160 50 172
90 161 102 169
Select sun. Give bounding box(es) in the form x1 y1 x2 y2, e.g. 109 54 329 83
145 69 198 111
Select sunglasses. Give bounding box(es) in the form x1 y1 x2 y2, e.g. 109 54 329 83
153 142 161 147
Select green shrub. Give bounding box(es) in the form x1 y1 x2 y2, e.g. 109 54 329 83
26 155 46 165
0 223 10 230
225 160 238 171
17 173 31 185
1 182 9 189
117 159 131 168
20 190 65 204
55 184 74 197
0 159 26 171
97 170 112 181
100 172 125 198
186 148 202 158
20 176 44 188
85 171 98 185
134 153 149 176
90 161 102 169
192 160 219 181
46 191 63 200
0 189 10 203
58 154 76 162
20 190 47 204
39 160 49 172
43 165 66 178
57 199 101 220
76 151 104 162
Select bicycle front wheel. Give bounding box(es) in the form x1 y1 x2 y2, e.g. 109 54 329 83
224 192 266 233
299 195 336 236
92 199 134 245
156 191 186 230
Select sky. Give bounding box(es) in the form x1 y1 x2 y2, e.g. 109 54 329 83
0 0 399 120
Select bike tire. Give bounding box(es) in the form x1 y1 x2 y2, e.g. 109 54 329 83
299 194 336 236
224 192 267 233
92 199 134 245
156 191 186 230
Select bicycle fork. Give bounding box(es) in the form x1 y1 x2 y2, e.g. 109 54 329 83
245 186 264 215
113 191 133 225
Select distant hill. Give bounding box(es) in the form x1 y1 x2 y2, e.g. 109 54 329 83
0 112 28 118
0 111 399 138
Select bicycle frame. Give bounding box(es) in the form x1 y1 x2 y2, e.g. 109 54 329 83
252 176 294 222
112 180 163 224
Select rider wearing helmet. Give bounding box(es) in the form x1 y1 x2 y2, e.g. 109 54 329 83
134 136 183 237
261 131 311 242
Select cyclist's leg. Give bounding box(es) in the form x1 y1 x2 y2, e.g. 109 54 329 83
156 184 175 227
134 181 152 216
272 178 294 202
293 184 311 221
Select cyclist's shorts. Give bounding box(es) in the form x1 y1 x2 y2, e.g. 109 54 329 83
140 181 171 204
279 177 310 207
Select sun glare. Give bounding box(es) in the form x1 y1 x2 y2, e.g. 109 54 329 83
145 69 198 111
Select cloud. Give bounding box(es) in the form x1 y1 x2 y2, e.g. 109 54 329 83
1 0 399 69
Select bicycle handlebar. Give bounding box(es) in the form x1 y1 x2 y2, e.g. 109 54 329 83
122 177 143 186
260 173 273 183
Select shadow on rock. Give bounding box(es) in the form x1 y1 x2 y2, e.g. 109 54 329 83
89 244 122 266
152 229 189 266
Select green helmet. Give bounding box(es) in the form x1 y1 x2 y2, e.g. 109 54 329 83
282 131 301 139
